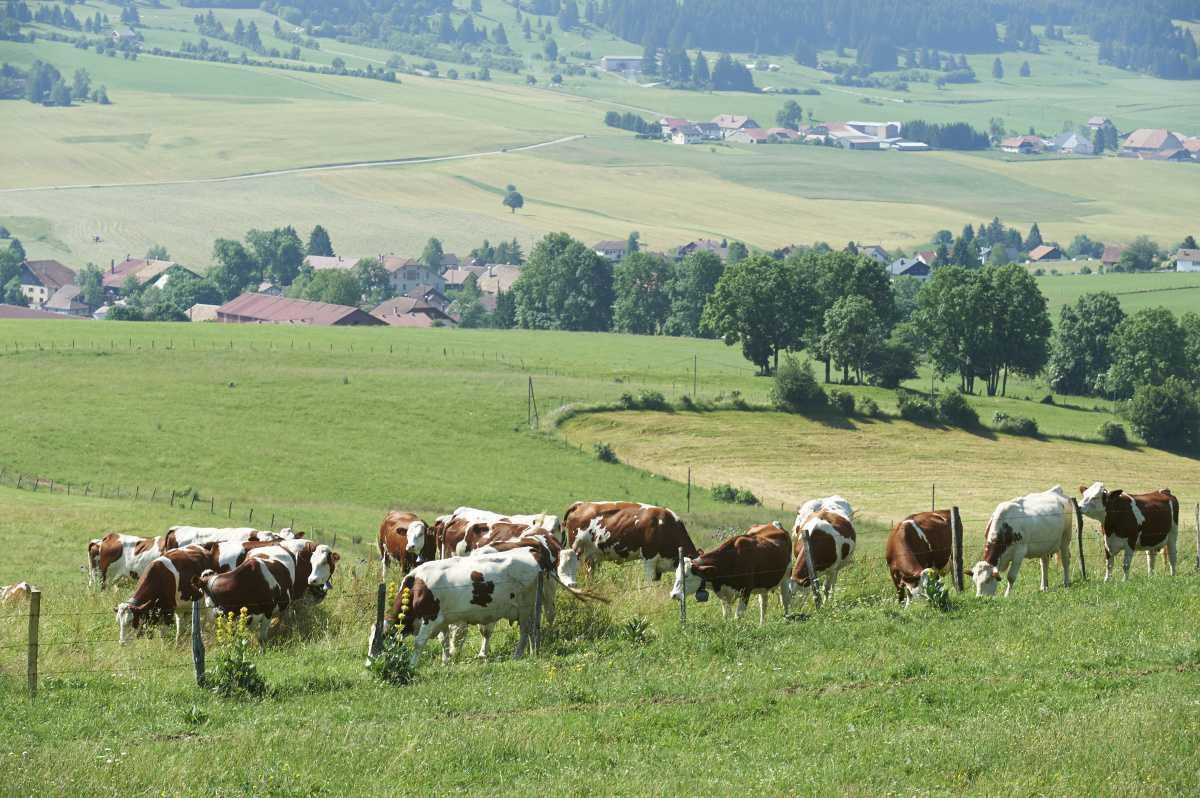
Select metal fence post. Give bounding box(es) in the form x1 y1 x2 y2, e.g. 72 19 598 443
191 600 205 687
801 529 821 608
369 583 386 659
677 546 686 626
950 506 964 592
27 588 41 698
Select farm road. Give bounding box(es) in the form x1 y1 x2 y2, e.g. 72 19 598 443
0 135 585 194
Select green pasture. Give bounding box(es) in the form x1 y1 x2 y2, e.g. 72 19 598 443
1037 270 1200 319
2 319 1200 795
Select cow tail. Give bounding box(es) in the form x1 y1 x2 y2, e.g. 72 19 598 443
1169 492 1179 529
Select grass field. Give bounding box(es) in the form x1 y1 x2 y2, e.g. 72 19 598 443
2 319 1199 794
1037 270 1200 319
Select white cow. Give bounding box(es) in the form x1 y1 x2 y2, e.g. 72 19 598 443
790 495 856 603
968 486 1073 597
168 526 262 547
795 495 854 525
88 533 167 587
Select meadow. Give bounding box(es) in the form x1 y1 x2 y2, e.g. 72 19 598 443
2 319 1199 794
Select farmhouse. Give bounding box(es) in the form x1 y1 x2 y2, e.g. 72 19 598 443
712 115 759 137
1175 249 1200 272
101 258 197 292
675 239 729 261
378 256 445 295
186 303 220 322
1087 116 1112 130
599 55 643 73
887 257 930 281
858 244 889 265
728 128 769 145
1000 135 1045 154
0 303 81 320
845 121 901 139
403 284 452 313
593 240 630 261
303 254 358 272
1101 244 1124 269
671 125 704 145
477 264 521 295
216 293 384 326
43 284 90 317
17 259 75 307
916 250 938 266
1052 131 1094 155
1027 244 1063 262
1121 128 1183 154
371 296 457 327
766 127 800 142
441 266 485 290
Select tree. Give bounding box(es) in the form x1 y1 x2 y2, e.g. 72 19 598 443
693 50 710 85
1019 60 1031 77
71 68 90 100
293 269 361 306
820 295 884 384
307 225 334 257
503 187 525 214
793 40 817 67
864 334 919 388
775 100 803 131
209 238 258 300
1117 236 1160 272
246 226 304 286
992 57 1003 79
420 238 444 270
2 277 27 306
665 251 724 337
77 263 105 308
951 236 980 268
727 241 748 264
612 252 672 334
701 254 799 374
625 231 640 254
512 232 613 331
353 257 392 304
557 1 578 31
544 37 558 61
641 43 658 76
933 229 953 247
1047 292 1125 396
1092 127 1105 155
145 244 170 261
1180 235 1198 250
1124 378 1199 451
1104 307 1189 398
1024 222 1043 251
93 85 110 105
50 78 71 106
1066 234 1103 259
492 289 516 328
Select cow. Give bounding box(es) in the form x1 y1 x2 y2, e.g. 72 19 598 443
167 526 293 548
885 510 955 604
383 550 545 666
87 533 168 588
564 501 697 582
433 507 562 558
968 486 1073 597
115 545 219 644
1 582 35 605
378 511 434 577
1078 483 1179 581
789 496 857 605
669 523 793 624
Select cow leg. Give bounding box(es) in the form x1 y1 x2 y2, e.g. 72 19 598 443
412 616 445 668
1060 540 1071 588
1146 549 1156 575
513 611 534 659
735 592 749 620
174 608 185 644
542 581 557 626
1104 549 1114 582
1166 528 1178 576
779 580 793 615
1038 557 1050 592
719 597 732 620
641 557 657 585
477 623 495 659
1122 547 1134 581
823 568 839 603
1004 559 1023 597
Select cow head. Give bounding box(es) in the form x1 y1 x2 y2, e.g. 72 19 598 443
968 562 1002 597
87 538 102 584
307 545 339 600
405 522 427 563
1078 482 1108 522
903 568 940 602
115 600 158 644
669 557 708 602
556 547 580 589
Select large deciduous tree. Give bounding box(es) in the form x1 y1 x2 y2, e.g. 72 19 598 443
1047 292 1125 395
209 238 259 300
664 251 724 337
701 254 799 374
1103 307 1189 398
820 295 884 384
512 233 613 331
612 251 672 334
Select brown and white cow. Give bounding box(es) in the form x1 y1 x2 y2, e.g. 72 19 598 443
1078 483 1179 581
789 496 857 605
669 523 793 624
1 582 35 605
564 501 697 581
433 507 562 559
116 545 219 644
885 510 954 604
378 511 434 577
88 533 167 588
968 486 1072 597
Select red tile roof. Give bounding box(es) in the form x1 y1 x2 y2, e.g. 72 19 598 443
0 303 82 320
216 293 384 326
23 260 76 292
101 258 183 288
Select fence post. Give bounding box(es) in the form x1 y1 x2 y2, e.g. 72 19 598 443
210 497 215 514
801 529 822 608
190 494 197 509
134 485 139 500
677 546 686 626
369 583 386 659
1070 498 1087 581
686 467 692 513
532 572 544 655
84 484 89 497
1194 504 1199 570
27 588 41 699
248 508 254 525
950 506 964 592
270 513 276 530
169 491 175 508
228 500 233 518
191 600 205 687
931 483 936 512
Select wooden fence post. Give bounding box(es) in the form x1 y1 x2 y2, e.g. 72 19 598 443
189 494 197 509
801 530 822 608
369 583 386 659
228 500 233 518
248 508 253 525
677 546 686 625
931 483 936 512
210 497 214 514
1070 498 1087 581
191 600 205 687
27 588 41 698
1194 504 1199 570
532 572 544 655
686 467 691 513
270 513 276 530
950 506 964 591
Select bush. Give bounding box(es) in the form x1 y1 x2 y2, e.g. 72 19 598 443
618 392 636 409
712 483 760 505
594 442 619 463
993 412 1039 437
679 394 697 410
1039 394 1055 405
1097 421 1128 447
771 355 826 412
857 396 881 418
368 631 416 686
937 392 979 428
637 390 669 411
1124 377 1199 451
829 389 855 416
896 390 937 423
209 608 266 700
864 338 918 388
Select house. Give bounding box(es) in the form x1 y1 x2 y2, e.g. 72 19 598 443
1000 135 1045 154
1175 249 1200 272
846 121 901 139
1052 131 1094 155
186 303 221 322
1027 244 1063 262
1121 128 1183 154
658 117 690 137
111 28 137 44
477 264 522 295
101 257 196 292
766 127 800 142
1101 244 1124 269
441 266 486 290
0 303 82 320
887 258 931 281
728 128 769 145
403 284 453 313
712 115 760 137
44 284 91 317
1132 148 1194 162
1087 116 1112 130
257 281 283 297
694 122 723 140
303 254 359 272
376 256 445 295
215 293 384 326
593 240 629 261
675 239 729 261
599 55 643 73
18 260 76 307
915 251 938 266
671 125 704 145
857 245 889 265
828 129 885 150
891 141 930 152
370 296 458 328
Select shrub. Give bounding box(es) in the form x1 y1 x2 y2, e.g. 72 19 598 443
1079 264 1092 275
637 390 669 411
937 392 979 428
369 632 416 686
896 390 937 423
618 392 636 409
1039 394 1055 405
679 394 697 410
829 389 855 416
1124 377 1199 451
594 442 619 463
857 396 881 418
1097 420 1128 447
864 338 918 388
209 608 266 700
735 488 760 506
924 572 952 612
993 412 1039 437
712 483 759 505
771 355 826 412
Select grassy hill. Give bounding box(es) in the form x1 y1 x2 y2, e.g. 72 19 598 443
2 319 1199 794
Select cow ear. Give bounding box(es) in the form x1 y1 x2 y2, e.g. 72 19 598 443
1077 484 1086 495
1106 489 1122 506
331 552 341 562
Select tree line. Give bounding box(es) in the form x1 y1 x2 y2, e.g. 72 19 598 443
0 61 109 106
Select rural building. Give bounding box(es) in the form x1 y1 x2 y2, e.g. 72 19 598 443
1052 131 1094 155
441 266 485 290
403 285 453 313
186 303 220 322
111 28 137 44
215 293 384 326
887 258 930 281
846 121 901 139
1175 249 1200 272
1120 128 1183 154
658 117 690 138
915 251 938 266
1027 244 1063 262
593 240 629 261
379 256 444 295
371 296 458 327
18 259 75 307
303 254 359 272
1000 135 1045 154
675 239 729 261
766 127 800 142
858 245 889 265
891 141 930 152
256 281 283 297
477 264 521 295
44 284 90 316
599 55 643 73
671 125 704 145
1086 116 1112 130
712 115 760 137
0 303 81 320
101 258 196 292
728 128 769 145
1101 244 1124 268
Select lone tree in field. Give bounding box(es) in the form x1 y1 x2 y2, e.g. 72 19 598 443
776 100 803 130
307 225 334 256
992 58 1003 79
1019 61 1031 77
503 185 525 214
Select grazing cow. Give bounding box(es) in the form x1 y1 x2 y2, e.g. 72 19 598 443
670 523 793 624
116 545 219 644
88 533 168 587
1 582 35 605
378 511 434 576
384 550 544 666
789 496 857 604
1078 483 1179 580
564 501 697 581
968 486 1072 597
433 507 562 558
885 510 954 604
167 526 291 548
